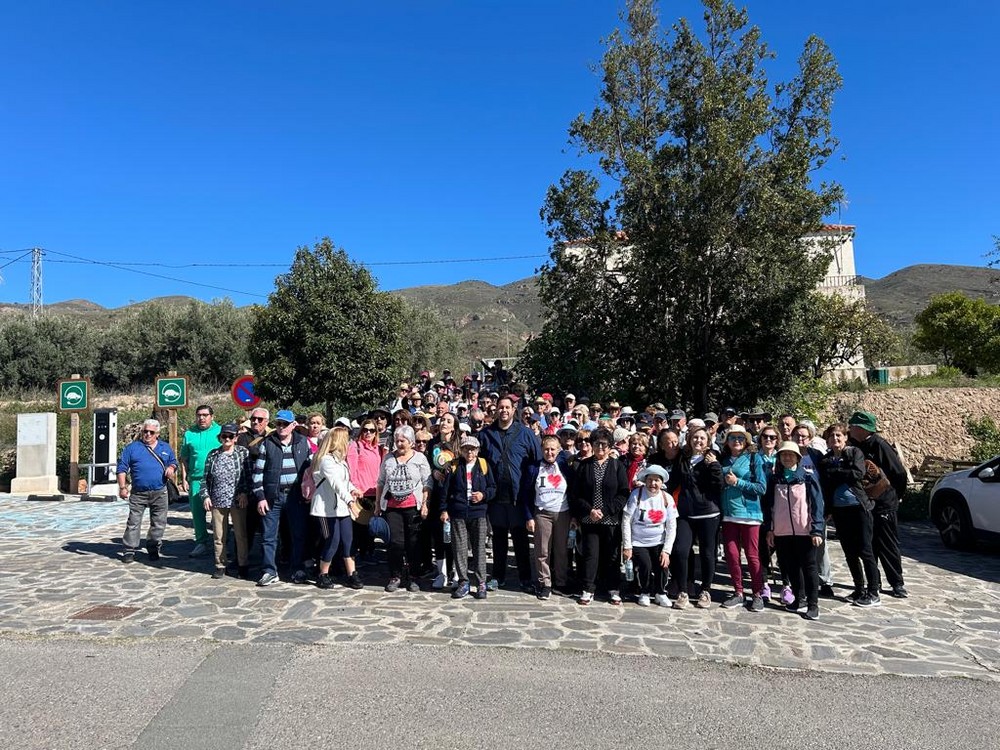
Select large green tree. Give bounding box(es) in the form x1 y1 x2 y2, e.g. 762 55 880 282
912 291 1000 376
522 0 845 410
249 238 408 421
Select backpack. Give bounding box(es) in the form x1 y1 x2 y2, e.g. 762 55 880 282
300 460 326 501
448 457 488 476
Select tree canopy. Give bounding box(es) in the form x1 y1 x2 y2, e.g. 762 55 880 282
521 0 849 410
249 238 410 419
913 291 1000 377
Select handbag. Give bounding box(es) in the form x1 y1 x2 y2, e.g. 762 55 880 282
146 444 181 502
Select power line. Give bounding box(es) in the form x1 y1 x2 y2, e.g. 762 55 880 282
0 249 34 270
36 253 548 268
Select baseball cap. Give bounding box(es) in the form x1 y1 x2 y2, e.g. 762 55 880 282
275 409 295 424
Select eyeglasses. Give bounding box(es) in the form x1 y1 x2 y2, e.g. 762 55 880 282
220 433 236 440
141 429 158 435
250 416 266 422
592 441 610 448
728 436 747 443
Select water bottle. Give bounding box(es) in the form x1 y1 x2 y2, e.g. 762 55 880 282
567 528 577 549
443 520 452 544
624 558 635 582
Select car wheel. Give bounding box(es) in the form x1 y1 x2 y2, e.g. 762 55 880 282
936 496 974 550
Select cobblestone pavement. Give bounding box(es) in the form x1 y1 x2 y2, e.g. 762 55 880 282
2 494 999 681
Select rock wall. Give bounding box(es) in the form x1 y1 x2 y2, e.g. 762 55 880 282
824 387 1000 469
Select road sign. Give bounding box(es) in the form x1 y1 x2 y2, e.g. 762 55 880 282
58 378 90 412
155 376 188 409
231 375 261 409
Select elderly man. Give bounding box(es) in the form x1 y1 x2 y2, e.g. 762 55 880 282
252 410 311 586
117 419 177 564
179 404 221 557
849 410 909 598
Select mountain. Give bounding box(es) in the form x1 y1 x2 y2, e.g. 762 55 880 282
861 264 1000 327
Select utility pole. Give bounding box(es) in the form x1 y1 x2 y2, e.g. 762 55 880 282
30 247 43 318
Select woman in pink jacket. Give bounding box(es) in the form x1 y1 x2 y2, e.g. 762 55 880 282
347 417 386 561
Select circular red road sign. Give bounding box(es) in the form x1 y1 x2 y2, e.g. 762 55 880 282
231 375 261 409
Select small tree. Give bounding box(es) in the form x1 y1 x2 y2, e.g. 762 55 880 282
912 292 999 377
249 238 408 421
798 292 901 376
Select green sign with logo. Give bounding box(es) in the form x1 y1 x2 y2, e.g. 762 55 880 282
155 376 188 409
58 379 90 412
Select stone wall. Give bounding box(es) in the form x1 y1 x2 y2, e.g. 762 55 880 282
824 387 1000 469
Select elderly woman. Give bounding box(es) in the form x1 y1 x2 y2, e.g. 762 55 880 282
304 413 325 453
622 432 649 488
376 425 432 592
311 426 364 590
201 422 250 579
718 425 767 611
347 417 385 562
819 423 881 607
622 464 678 607
569 428 630 605
666 427 723 609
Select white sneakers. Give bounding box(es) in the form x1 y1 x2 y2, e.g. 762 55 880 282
654 593 671 607
637 594 651 607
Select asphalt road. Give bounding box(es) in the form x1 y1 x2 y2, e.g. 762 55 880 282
1 637 997 750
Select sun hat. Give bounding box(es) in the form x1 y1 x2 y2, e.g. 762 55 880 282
637 465 669 483
777 441 801 457
848 411 878 432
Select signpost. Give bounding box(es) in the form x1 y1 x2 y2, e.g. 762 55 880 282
57 375 90 492
156 372 188 456
230 375 260 410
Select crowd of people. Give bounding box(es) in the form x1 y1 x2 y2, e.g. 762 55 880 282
116 366 911 620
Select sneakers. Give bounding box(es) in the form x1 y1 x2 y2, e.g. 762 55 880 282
122 552 135 564
189 542 209 558
212 568 225 580
672 592 689 610
637 594 651 607
406 579 420 593
385 577 401 592
578 591 594 605
537 586 552 601
146 545 160 562
316 573 334 589
608 590 622 605
721 593 744 609
291 569 308 584
257 571 279 587
345 572 364 590
855 592 882 608
475 582 488 600
695 591 712 609
761 584 771 601
891 585 909 599
486 578 499 591
819 583 836 598
749 594 764 612
846 588 864 604
432 573 447 590
452 581 471 599
786 599 808 613
780 586 795 605
804 604 820 620
654 593 671 608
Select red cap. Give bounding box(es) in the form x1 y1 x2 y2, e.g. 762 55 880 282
540 392 553 402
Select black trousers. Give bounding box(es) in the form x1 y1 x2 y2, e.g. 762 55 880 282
774 535 819 607
832 505 881 595
580 523 621 594
632 544 664 596
488 503 532 584
385 507 421 579
670 515 720 596
872 508 904 588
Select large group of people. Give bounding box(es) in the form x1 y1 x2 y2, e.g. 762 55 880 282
116 368 911 620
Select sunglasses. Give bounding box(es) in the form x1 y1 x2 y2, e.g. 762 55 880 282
220 433 236 440
415 440 428 445
762 434 778 440
141 429 158 435
250 416 266 422
275 421 291 428
728 435 747 443
361 427 376 434
592 441 610 448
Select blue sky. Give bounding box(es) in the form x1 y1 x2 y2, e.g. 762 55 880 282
1 1 997 308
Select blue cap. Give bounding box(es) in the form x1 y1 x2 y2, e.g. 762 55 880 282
275 409 296 424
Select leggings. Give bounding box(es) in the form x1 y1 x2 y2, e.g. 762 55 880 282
632 545 664 596
670 515 720 596
722 521 763 596
316 515 354 563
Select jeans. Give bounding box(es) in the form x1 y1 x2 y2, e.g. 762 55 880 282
260 492 306 576
488 503 532 584
123 488 169 551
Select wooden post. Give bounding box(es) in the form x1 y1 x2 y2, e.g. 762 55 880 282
69 373 81 493
167 369 179 456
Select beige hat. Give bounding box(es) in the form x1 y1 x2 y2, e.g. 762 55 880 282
777 440 801 457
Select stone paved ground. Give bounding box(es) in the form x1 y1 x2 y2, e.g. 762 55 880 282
2 493 999 681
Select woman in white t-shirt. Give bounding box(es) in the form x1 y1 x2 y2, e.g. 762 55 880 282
622 464 678 607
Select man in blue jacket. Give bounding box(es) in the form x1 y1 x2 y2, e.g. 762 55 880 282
116 419 178 564
480 396 542 592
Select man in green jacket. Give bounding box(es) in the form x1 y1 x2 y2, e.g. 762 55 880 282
180 404 221 557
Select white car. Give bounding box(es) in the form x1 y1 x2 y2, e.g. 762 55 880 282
929 456 1000 549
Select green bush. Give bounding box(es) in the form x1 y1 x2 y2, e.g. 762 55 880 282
966 416 1000 463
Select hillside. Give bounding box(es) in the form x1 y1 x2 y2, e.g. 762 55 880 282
3 263 997 361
